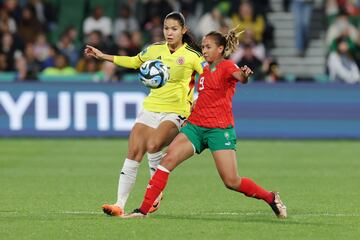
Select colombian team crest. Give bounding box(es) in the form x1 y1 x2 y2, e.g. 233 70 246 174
177 56 185 65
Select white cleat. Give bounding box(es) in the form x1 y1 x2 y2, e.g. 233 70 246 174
269 192 287 219
121 209 147 219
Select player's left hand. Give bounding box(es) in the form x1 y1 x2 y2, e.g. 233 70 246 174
240 65 253 78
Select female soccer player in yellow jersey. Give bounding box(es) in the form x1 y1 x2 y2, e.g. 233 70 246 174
84 12 205 216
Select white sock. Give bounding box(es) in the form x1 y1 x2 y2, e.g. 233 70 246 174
147 151 163 177
115 158 140 208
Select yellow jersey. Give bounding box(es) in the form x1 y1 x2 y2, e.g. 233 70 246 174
113 42 205 117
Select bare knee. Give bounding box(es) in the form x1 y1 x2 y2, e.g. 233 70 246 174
147 139 163 153
127 146 146 161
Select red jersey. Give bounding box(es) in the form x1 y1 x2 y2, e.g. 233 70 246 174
188 59 240 128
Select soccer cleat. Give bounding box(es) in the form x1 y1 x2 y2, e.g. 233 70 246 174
102 204 124 217
121 209 147 219
269 192 287 219
148 192 163 213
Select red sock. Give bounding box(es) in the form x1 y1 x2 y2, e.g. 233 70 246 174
139 168 169 214
237 177 274 204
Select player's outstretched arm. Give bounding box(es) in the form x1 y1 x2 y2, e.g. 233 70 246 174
84 45 114 62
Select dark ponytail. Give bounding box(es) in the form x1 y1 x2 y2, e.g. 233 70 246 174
183 31 201 53
165 11 201 53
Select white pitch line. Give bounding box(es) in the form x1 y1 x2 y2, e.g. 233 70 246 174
2 211 360 217
0 211 103 215
56 211 360 217
58 211 103 215
194 212 360 217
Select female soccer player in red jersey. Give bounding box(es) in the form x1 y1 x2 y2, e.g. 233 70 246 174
124 28 287 219
84 12 205 216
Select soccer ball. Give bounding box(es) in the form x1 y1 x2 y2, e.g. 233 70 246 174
138 60 170 89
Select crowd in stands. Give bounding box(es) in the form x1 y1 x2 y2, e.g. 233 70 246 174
0 0 359 83
325 0 360 83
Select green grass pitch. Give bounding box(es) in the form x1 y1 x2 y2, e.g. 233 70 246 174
1 139 360 240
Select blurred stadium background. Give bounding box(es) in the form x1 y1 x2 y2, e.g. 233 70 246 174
0 0 359 138
0 0 359 82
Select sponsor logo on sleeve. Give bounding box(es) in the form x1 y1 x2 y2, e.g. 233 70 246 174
201 61 208 68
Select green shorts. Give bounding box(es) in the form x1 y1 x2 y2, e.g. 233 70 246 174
180 122 237 154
